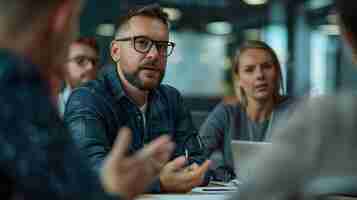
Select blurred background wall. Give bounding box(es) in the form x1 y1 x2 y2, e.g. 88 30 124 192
78 0 356 124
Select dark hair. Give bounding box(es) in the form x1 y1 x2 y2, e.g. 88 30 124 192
335 0 357 47
74 37 99 54
116 3 169 36
233 40 284 107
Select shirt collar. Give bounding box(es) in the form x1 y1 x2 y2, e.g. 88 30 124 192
62 84 72 101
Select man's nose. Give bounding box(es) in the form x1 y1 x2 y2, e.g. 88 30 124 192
146 44 160 59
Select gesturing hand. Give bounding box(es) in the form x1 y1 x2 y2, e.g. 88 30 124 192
100 127 174 200
159 156 211 193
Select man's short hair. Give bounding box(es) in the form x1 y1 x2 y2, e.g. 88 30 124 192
115 3 169 37
74 37 100 54
336 0 357 43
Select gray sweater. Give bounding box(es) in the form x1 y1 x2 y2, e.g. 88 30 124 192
229 94 357 200
199 97 297 179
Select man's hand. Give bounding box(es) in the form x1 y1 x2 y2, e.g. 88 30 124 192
159 156 211 193
100 127 174 200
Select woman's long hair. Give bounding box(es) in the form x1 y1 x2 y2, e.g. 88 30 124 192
233 40 285 108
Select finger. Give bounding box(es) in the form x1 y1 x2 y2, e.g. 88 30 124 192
119 136 172 178
110 127 132 160
185 162 211 188
173 160 212 190
137 135 173 160
132 136 174 175
193 160 211 177
165 156 187 172
186 163 200 172
191 163 200 170
154 150 172 166
150 137 175 163
150 154 169 172
188 160 211 186
172 170 201 190
168 163 199 183
181 160 211 181
150 158 167 172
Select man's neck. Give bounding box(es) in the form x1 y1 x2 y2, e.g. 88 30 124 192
246 98 274 122
125 85 148 107
116 67 148 107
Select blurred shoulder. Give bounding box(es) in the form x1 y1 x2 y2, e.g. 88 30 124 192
299 93 357 117
273 92 357 143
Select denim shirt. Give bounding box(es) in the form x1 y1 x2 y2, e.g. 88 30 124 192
64 65 206 192
0 50 118 200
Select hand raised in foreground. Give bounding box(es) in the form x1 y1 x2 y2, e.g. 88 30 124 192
159 156 211 193
100 127 174 200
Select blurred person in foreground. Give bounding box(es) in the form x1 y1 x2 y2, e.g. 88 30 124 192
0 0 174 199
58 37 101 117
199 40 297 181
65 3 210 193
229 1 357 200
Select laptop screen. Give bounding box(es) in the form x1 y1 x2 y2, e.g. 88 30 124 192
231 140 272 181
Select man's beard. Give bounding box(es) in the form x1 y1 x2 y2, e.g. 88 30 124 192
123 67 164 91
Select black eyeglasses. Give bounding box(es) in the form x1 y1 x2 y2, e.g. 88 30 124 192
114 36 175 57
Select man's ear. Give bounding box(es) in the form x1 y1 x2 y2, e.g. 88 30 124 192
110 41 121 62
50 0 75 33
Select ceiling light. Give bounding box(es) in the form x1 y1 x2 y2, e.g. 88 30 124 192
242 0 268 6
319 24 340 35
163 7 182 21
206 21 232 35
308 0 333 10
96 24 116 37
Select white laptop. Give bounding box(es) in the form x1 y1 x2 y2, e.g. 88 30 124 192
231 140 271 181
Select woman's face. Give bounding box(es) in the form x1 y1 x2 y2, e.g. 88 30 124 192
237 48 279 103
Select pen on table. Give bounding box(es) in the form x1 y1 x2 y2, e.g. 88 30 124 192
184 149 193 171
202 188 236 192
185 149 189 161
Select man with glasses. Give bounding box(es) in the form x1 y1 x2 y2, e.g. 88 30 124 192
65 4 210 193
58 37 101 117
0 0 175 199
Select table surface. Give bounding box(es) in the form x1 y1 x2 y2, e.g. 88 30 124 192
135 185 236 200
135 194 229 200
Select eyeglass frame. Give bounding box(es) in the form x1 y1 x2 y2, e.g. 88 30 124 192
114 35 176 57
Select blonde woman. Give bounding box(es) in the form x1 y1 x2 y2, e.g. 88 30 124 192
200 40 297 181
